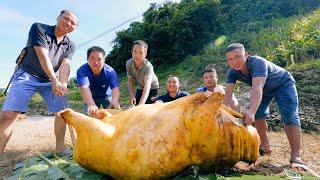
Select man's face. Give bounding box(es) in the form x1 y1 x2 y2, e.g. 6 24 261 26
203 72 217 88
56 11 78 35
132 44 147 66
87 51 105 73
166 77 180 93
226 49 247 71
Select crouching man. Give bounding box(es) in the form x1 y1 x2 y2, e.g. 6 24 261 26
77 46 120 116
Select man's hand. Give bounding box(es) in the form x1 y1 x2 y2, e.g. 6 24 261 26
130 96 136 107
242 109 255 126
87 105 99 115
110 100 121 110
204 90 212 97
52 80 69 96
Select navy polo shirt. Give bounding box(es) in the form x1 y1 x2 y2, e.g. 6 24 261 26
20 23 75 82
77 63 119 100
226 56 295 94
157 91 189 103
196 86 209 92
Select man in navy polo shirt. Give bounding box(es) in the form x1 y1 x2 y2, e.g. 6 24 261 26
155 75 189 103
77 46 120 116
223 43 304 165
0 10 78 156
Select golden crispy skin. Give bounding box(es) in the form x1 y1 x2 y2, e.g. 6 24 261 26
59 92 259 179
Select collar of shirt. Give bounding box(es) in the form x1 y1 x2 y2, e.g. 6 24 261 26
234 56 252 78
48 25 69 45
166 90 180 98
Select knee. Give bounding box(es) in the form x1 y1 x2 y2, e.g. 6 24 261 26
0 112 18 138
0 111 19 124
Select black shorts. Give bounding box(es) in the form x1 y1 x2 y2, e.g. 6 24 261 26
135 89 158 104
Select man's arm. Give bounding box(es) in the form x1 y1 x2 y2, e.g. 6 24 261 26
138 75 152 105
34 46 64 96
230 93 240 112
110 87 121 109
79 87 98 115
127 76 136 106
58 58 70 95
223 83 235 106
222 83 240 112
243 77 266 125
154 100 164 104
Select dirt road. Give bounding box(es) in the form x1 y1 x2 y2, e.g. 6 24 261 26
0 116 73 178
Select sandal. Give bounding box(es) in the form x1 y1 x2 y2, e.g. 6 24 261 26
259 148 272 156
55 148 73 157
290 157 307 166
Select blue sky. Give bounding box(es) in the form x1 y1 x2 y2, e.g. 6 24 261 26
0 0 179 88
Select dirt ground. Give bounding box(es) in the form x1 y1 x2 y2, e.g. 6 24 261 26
0 116 319 179
0 116 73 178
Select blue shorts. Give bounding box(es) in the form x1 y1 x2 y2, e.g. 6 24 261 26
255 80 300 126
2 69 69 113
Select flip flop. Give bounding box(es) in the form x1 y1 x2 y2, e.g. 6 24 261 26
290 157 307 166
259 148 272 156
55 148 73 158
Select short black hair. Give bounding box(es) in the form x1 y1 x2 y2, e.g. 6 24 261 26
202 68 217 76
59 10 67 16
132 40 148 52
167 74 180 83
59 10 77 17
225 43 245 54
87 46 105 59
59 10 79 25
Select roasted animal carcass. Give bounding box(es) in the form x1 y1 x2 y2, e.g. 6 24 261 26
59 92 260 179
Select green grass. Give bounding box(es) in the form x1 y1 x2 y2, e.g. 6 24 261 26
288 59 320 71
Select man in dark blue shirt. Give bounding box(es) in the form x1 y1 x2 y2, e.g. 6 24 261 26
223 43 303 165
155 75 189 103
0 10 78 156
77 46 120 115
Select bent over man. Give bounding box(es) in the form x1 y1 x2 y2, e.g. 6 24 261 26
223 43 303 165
0 10 78 156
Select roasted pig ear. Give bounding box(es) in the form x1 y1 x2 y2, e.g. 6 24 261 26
58 108 96 126
58 108 116 138
208 92 243 118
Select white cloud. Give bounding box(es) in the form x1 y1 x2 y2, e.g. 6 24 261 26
0 6 34 26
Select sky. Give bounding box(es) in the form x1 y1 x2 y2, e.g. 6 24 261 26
0 0 180 88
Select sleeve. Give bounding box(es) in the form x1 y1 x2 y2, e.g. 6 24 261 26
182 91 190 96
196 87 205 92
27 23 49 48
226 69 237 84
76 67 90 88
144 62 154 76
108 70 120 89
65 41 76 59
156 95 165 101
126 60 133 77
251 58 268 78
